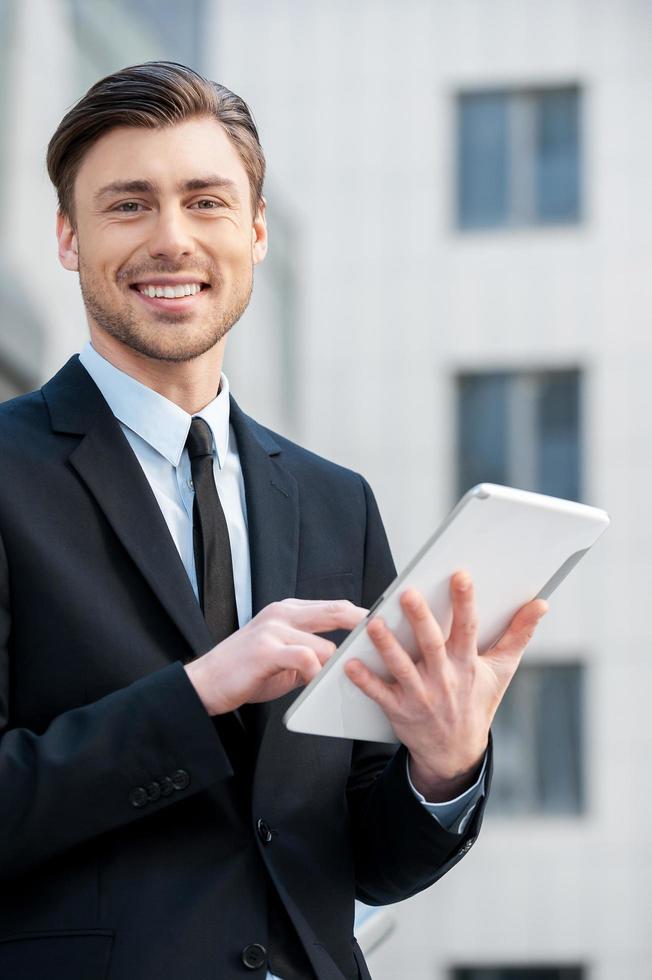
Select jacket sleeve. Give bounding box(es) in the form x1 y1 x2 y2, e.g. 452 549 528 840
346 475 492 905
0 529 232 882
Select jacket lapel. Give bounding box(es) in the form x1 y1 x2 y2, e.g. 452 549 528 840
42 357 213 659
229 398 299 615
228 399 303 763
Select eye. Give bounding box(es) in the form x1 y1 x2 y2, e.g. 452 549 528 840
112 201 146 213
191 199 225 210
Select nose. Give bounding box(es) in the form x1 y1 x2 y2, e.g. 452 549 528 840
146 205 195 261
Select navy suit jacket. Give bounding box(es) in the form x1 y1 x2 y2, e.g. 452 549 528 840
0 356 490 980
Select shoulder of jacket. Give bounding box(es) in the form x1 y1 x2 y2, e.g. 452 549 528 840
0 388 47 433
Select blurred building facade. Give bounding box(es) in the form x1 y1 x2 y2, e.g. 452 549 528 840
1 1 651 977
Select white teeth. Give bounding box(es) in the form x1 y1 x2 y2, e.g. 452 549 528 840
138 283 202 298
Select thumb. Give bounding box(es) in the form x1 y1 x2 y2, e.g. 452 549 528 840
490 599 548 662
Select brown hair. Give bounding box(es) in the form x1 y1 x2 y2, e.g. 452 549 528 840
47 61 266 223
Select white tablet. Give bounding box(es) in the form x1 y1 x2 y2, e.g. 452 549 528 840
283 484 609 744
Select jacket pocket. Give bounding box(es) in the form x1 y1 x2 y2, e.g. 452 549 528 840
0 929 114 980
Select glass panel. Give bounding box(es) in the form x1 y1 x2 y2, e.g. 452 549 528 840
458 93 510 228
536 88 581 223
457 373 509 496
489 664 584 816
536 370 581 500
487 665 540 815
536 665 583 814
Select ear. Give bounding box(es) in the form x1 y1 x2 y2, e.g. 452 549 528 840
56 211 79 271
252 196 268 266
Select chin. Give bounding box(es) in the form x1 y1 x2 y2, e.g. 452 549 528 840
134 335 222 363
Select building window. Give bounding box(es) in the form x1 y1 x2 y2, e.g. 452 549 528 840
489 663 584 816
456 369 581 502
457 86 581 229
452 967 585 980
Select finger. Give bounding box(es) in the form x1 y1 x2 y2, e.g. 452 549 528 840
314 644 336 666
279 627 337 662
276 645 324 685
344 657 395 712
366 617 425 698
266 598 368 634
446 571 478 660
247 669 303 703
491 599 549 660
399 590 447 671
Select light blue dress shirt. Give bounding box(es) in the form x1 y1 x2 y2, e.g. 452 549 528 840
79 342 485 978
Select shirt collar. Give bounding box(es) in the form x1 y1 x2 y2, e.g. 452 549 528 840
78 341 231 469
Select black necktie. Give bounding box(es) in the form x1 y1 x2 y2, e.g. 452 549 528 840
185 417 247 760
186 417 239 643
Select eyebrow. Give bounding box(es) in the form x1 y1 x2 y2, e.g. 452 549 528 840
92 174 240 204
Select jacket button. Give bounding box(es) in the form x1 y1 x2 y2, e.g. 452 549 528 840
145 781 161 803
241 943 267 970
159 776 174 797
171 769 190 791
256 818 273 845
129 787 148 808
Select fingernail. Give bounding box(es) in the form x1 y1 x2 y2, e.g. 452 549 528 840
457 574 471 591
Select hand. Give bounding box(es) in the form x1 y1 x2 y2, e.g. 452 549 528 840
344 572 548 801
185 598 367 715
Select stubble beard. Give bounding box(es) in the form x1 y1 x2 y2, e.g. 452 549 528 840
78 255 253 363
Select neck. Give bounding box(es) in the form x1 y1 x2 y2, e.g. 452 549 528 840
89 329 227 414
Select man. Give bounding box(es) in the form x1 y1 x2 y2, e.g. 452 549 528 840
0 62 546 980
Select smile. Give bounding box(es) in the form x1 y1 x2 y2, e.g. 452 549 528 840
133 282 206 299
128 280 211 313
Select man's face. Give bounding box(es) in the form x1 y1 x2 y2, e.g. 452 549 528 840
57 116 267 362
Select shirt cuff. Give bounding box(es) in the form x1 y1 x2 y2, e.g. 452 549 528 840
406 751 487 835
